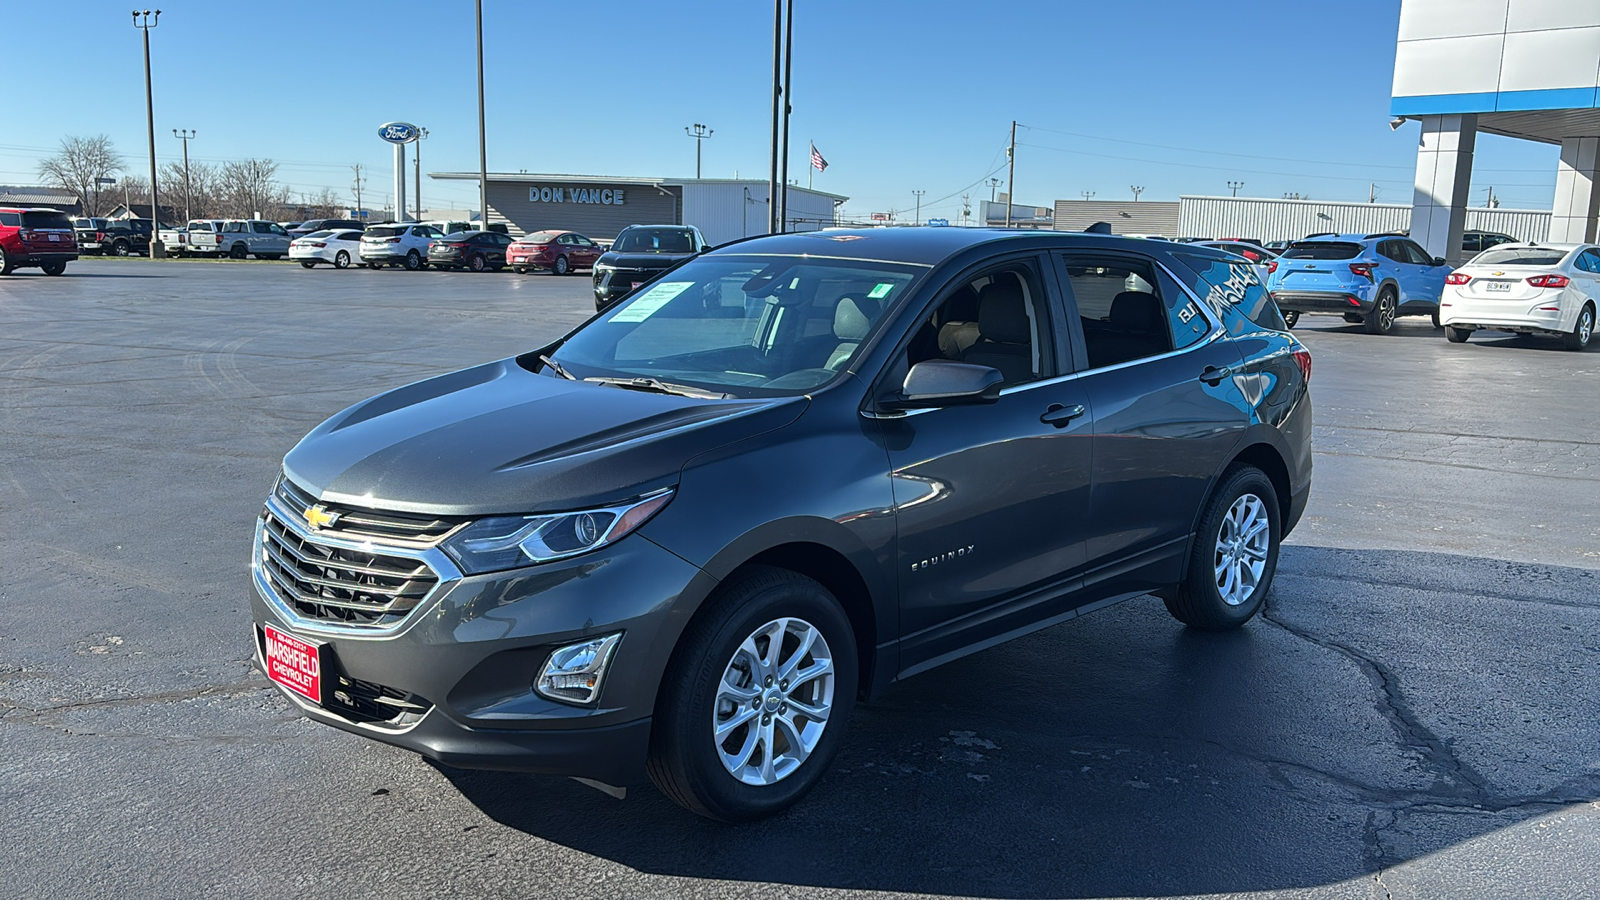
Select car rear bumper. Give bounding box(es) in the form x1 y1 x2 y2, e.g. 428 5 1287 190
1440 295 1571 333
11 250 78 266
1271 289 1373 314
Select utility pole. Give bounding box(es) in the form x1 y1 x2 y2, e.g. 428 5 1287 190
475 0 488 230
413 126 429 221
1005 121 1016 228
133 9 163 257
961 193 971 226
685 124 713 179
1368 182 1377 203
912 190 925 225
1081 191 1095 202
1227 180 1245 197
767 0 783 233
172 129 194 223
351 164 365 218
1130 185 1144 202
778 0 794 231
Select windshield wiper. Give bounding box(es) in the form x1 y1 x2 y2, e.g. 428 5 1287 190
582 376 729 400
537 354 575 380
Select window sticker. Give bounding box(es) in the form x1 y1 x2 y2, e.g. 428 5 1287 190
867 282 895 299
609 282 693 323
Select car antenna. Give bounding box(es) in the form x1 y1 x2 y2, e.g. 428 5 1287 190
1084 222 1113 235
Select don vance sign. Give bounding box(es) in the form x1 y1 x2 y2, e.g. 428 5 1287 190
528 186 627 205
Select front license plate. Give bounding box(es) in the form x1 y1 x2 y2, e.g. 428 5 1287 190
263 623 324 704
1486 281 1512 293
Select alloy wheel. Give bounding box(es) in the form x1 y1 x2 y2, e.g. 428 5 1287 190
1580 308 1594 346
713 617 834 786
1377 295 1396 331
1214 493 1270 606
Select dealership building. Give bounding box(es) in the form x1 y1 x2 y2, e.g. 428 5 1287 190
1392 0 1600 257
429 173 846 246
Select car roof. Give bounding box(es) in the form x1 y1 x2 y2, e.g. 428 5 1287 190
704 227 1242 267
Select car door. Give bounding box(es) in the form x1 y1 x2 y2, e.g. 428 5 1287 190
573 235 601 267
1374 240 1413 303
1402 239 1446 305
1054 250 1251 598
873 254 1094 675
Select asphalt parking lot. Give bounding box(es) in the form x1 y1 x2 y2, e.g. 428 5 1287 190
2 259 1597 900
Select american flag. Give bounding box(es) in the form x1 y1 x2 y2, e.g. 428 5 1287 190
810 143 828 173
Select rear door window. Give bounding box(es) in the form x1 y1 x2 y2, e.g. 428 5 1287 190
1282 241 1362 260
1172 252 1288 333
1060 254 1210 369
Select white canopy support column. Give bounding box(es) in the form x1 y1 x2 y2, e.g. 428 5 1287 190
1410 114 1476 265
1549 137 1600 244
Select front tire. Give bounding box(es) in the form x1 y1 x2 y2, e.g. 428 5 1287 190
1561 303 1595 351
1364 288 1398 335
1445 325 1473 343
0 246 12 275
648 566 857 822
1281 310 1299 329
1163 466 1280 630
333 250 350 269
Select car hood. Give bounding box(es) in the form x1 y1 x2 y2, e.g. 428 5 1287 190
282 357 806 517
599 250 697 270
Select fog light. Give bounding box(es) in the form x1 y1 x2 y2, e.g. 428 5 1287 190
536 633 622 705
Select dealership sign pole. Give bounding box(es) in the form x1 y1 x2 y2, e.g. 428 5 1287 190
379 122 420 222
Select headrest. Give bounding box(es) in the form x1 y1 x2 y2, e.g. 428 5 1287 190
977 275 1030 344
1110 291 1162 332
833 296 879 342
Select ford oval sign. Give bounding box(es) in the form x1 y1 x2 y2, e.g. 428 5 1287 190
378 122 420 144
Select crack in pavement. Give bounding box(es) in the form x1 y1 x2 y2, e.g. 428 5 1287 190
0 678 271 724
1274 567 1600 611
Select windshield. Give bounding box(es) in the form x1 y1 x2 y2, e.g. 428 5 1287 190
1471 247 1567 267
549 254 924 397
1282 241 1362 260
612 228 697 253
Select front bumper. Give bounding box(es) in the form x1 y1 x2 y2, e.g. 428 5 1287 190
1270 288 1374 314
249 518 706 784
593 268 665 308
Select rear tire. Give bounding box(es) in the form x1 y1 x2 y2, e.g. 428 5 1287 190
229 244 248 260
1445 325 1473 343
1431 309 1441 328
41 261 66 276
469 254 486 272
1364 288 1397 335
553 255 570 276
300 261 315 269
1163 465 1280 630
512 266 526 274
259 253 282 261
1561 304 1595 351
1281 310 1299 329
1343 313 1364 325
113 240 131 257
647 565 857 822
404 250 422 271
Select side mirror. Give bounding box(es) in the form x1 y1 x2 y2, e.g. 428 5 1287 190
1433 257 1446 266
882 361 1003 410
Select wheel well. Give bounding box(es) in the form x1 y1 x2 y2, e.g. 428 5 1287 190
741 543 878 695
1229 442 1292 523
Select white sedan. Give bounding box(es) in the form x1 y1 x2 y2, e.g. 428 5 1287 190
1440 243 1599 350
289 229 364 269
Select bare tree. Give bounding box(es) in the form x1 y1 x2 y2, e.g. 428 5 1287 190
37 135 123 216
160 160 223 220
219 159 291 219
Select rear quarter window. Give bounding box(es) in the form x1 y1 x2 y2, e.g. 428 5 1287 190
1172 252 1288 334
0 212 20 227
1282 241 1362 260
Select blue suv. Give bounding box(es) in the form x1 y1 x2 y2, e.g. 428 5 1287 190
1267 233 1448 334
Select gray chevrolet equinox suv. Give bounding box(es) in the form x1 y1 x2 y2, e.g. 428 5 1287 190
251 228 1312 821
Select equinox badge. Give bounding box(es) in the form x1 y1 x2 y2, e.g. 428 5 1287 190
911 545 975 572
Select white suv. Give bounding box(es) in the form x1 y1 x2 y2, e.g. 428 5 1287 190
359 224 444 270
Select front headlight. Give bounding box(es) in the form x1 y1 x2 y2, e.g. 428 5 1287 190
440 489 673 575
594 262 616 272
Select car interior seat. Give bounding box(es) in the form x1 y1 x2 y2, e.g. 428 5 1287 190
960 274 1035 384
825 296 881 370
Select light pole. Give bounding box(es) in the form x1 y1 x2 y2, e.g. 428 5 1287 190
133 9 163 257
475 0 488 230
986 177 1001 203
1227 180 1245 197
685 124 713 178
1081 191 1095 201
912 190 925 225
413 126 429 221
767 0 783 233
1130 185 1144 202
173 128 194 223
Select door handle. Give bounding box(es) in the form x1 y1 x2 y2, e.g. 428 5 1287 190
1199 365 1233 386
1040 403 1086 428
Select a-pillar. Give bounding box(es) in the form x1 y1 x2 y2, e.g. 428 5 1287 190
1549 137 1599 244
1410 114 1475 265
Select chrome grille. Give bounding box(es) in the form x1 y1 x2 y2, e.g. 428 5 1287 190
259 513 439 627
273 477 462 546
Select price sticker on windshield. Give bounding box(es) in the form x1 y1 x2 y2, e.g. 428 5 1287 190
610 282 694 323
868 282 896 300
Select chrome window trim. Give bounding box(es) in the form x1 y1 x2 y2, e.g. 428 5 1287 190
253 493 462 639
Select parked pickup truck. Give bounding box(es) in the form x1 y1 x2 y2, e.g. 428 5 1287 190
157 222 191 255
187 219 291 259
75 218 153 256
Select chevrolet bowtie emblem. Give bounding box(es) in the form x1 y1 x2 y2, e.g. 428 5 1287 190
1492 271 1504 275
303 504 339 530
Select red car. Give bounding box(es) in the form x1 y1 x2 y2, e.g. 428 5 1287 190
0 207 78 275
507 230 603 275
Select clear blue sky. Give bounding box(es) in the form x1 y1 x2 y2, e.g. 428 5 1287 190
1 0 1561 220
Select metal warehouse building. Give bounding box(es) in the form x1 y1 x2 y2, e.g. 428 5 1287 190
430 173 846 246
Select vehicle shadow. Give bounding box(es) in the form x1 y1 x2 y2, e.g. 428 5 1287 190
439 544 1600 898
